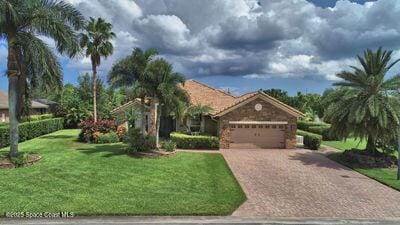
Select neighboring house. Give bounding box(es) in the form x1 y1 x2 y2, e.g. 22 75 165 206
33 98 58 113
0 91 49 123
111 80 304 149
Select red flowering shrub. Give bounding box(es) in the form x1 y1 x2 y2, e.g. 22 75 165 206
78 118 117 143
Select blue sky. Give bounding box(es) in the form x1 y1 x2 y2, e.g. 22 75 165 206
1 0 398 96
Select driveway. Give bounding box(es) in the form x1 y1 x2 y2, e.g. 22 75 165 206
222 148 400 218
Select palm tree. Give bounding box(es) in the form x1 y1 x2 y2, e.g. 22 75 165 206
80 17 115 123
324 48 400 155
185 104 212 133
108 48 158 134
144 59 189 147
0 0 84 157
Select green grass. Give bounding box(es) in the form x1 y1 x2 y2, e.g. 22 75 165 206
0 129 245 216
323 138 367 151
328 153 400 191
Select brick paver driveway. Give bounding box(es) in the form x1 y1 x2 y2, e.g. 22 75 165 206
222 148 400 218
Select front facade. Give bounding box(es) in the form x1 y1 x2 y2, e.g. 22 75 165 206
0 91 49 124
111 80 304 149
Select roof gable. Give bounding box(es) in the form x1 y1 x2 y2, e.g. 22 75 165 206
213 92 305 118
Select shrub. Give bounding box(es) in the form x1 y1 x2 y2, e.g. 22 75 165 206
170 132 219 149
116 125 127 141
21 114 54 122
163 140 176 152
96 131 120 144
297 121 329 131
0 118 64 148
78 118 116 143
297 129 322 150
307 125 338 141
124 128 156 153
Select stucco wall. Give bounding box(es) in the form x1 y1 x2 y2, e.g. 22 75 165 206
218 97 297 149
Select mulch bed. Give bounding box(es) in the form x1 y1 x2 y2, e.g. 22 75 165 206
342 149 397 168
129 150 176 158
0 154 42 169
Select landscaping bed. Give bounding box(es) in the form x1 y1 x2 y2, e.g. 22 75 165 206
0 129 245 216
130 150 176 158
341 149 397 168
328 153 400 191
0 154 42 169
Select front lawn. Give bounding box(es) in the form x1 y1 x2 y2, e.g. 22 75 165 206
0 129 245 216
328 153 400 191
323 138 367 151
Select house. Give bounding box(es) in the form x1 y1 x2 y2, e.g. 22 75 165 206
33 98 58 114
0 91 49 123
111 80 305 149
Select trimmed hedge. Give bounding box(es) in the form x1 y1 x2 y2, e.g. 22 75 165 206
297 129 322 150
297 120 329 131
0 118 64 148
297 121 338 141
20 114 54 122
307 125 338 141
170 132 219 149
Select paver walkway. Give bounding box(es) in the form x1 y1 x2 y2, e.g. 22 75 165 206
222 148 400 218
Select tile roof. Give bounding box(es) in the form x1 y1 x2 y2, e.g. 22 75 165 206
0 91 49 109
180 80 238 115
110 79 304 117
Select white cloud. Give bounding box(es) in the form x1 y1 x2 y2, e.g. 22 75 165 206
61 0 400 82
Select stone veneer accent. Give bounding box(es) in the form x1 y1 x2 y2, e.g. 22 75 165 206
218 97 297 149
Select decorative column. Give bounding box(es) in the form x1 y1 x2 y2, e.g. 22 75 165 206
147 99 158 136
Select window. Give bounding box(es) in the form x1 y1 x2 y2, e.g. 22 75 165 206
244 124 250 128
1 113 5 123
238 125 243 128
251 125 257 128
230 124 236 128
189 118 201 132
272 125 276 129
279 125 284 129
258 125 263 128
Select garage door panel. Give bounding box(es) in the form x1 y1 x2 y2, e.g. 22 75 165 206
229 124 285 149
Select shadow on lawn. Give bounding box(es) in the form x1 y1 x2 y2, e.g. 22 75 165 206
289 151 353 171
76 143 127 158
39 135 77 139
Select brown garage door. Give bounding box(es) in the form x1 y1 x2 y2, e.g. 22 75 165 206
229 123 285 149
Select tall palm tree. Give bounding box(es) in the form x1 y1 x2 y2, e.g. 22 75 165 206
80 17 115 123
144 58 189 147
325 48 400 155
108 48 158 134
0 0 84 157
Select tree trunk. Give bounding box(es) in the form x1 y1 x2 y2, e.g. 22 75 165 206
397 135 400 180
156 103 161 149
366 134 376 155
92 62 97 123
7 34 20 157
140 97 146 135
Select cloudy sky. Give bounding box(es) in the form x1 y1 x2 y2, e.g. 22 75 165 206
1 0 400 95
